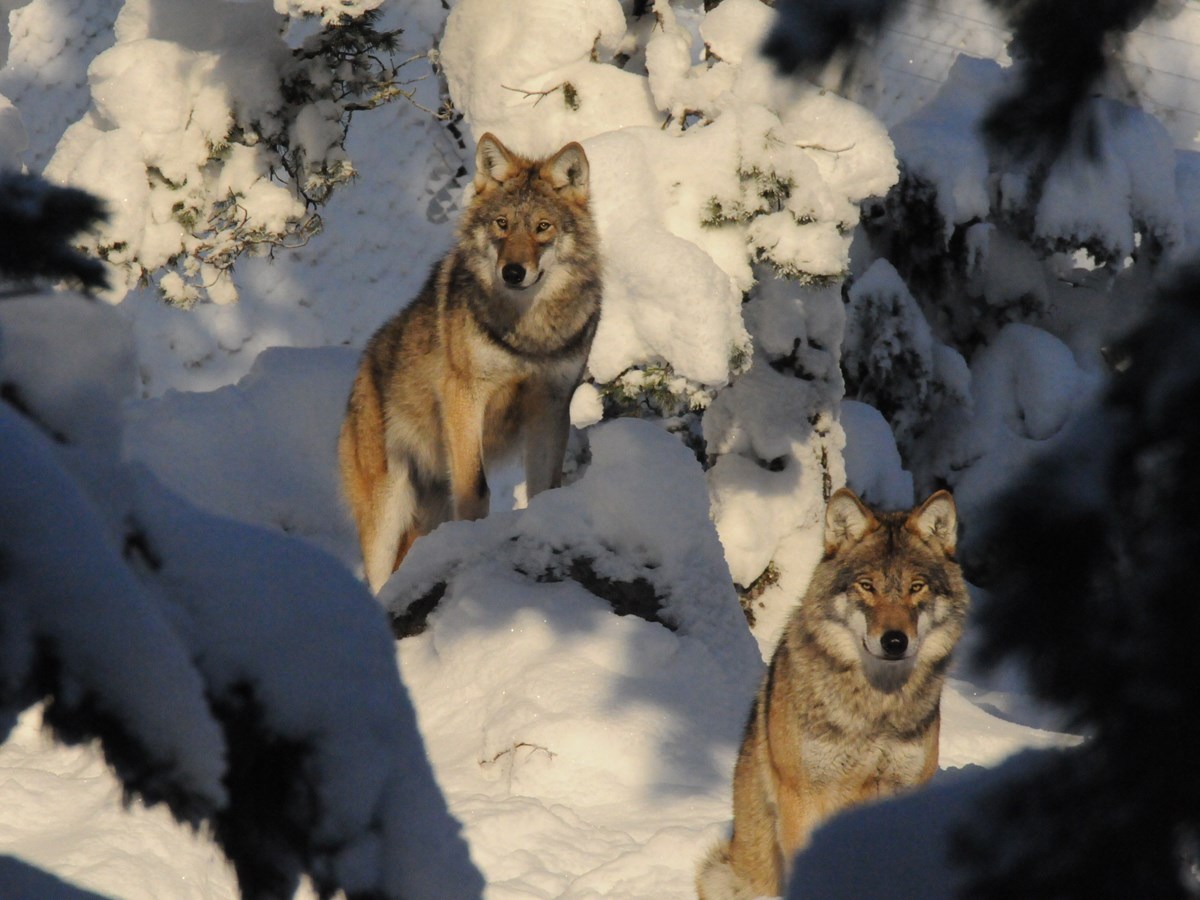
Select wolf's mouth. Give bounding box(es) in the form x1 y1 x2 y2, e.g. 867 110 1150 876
861 638 913 663
504 270 544 291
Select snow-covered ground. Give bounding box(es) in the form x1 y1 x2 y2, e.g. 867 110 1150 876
7 0 1199 897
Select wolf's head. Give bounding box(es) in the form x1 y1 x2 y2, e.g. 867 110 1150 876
463 133 591 296
805 488 968 693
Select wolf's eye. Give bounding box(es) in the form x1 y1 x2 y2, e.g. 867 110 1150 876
856 579 875 593
910 580 927 594
536 220 553 233
494 216 508 231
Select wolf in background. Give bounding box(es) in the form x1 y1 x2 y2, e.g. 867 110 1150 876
339 134 602 593
697 488 968 899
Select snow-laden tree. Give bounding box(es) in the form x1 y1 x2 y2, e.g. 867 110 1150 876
0 174 481 899
41 0 445 306
841 53 1184 512
767 0 1193 522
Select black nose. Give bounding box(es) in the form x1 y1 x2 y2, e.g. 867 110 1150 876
501 263 526 285
881 631 909 659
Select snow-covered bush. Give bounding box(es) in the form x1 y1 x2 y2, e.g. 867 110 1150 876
762 0 1191 528
867 55 1182 341
44 0 439 306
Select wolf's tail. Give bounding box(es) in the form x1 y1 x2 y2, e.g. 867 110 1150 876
696 841 763 900
338 372 419 593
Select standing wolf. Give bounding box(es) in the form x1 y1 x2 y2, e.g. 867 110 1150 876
697 488 968 899
339 134 601 593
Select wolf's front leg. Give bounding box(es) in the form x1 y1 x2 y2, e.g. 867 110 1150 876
775 780 820 890
443 376 490 520
522 383 572 498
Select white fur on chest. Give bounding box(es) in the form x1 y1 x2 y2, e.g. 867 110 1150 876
803 731 930 792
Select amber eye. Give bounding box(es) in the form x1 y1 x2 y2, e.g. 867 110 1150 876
857 579 875 593
536 220 552 233
494 216 508 230
910 580 927 594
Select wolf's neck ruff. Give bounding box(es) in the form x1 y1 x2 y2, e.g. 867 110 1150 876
449 253 602 362
473 302 601 362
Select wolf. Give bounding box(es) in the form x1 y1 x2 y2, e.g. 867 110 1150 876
697 488 968 899
338 133 602 593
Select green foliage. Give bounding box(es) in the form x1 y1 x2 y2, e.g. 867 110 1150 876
115 9 450 306
598 363 715 420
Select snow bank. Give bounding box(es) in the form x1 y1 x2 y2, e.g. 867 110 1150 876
398 561 762 898
125 345 359 560
384 419 766 897
788 754 1027 899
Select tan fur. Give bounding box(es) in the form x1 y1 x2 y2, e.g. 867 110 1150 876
697 489 969 899
339 134 602 592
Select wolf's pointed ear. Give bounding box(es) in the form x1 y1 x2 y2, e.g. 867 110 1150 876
908 490 958 555
542 141 589 205
825 488 876 553
474 133 519 194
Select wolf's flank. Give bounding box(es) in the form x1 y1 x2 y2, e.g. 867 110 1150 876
697 488 969 899
339 133 602 592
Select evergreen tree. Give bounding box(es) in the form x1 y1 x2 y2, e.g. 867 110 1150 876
45 2 448 305
0 171 107 293
953 262 1200 899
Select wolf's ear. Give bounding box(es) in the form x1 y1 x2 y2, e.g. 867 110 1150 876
908 490 957 555
474 133 519 193
542 141 589 205
825 488 876 553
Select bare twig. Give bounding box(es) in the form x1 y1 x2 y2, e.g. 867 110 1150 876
502 83 566 107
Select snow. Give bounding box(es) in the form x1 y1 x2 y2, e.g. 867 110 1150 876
934 323 1103 514
890 55 1000 239
1035 98 1183 263
8 0 1199 897
840 399 914 509
439 0 654 153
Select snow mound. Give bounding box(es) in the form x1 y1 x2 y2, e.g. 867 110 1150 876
382 417 757 666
